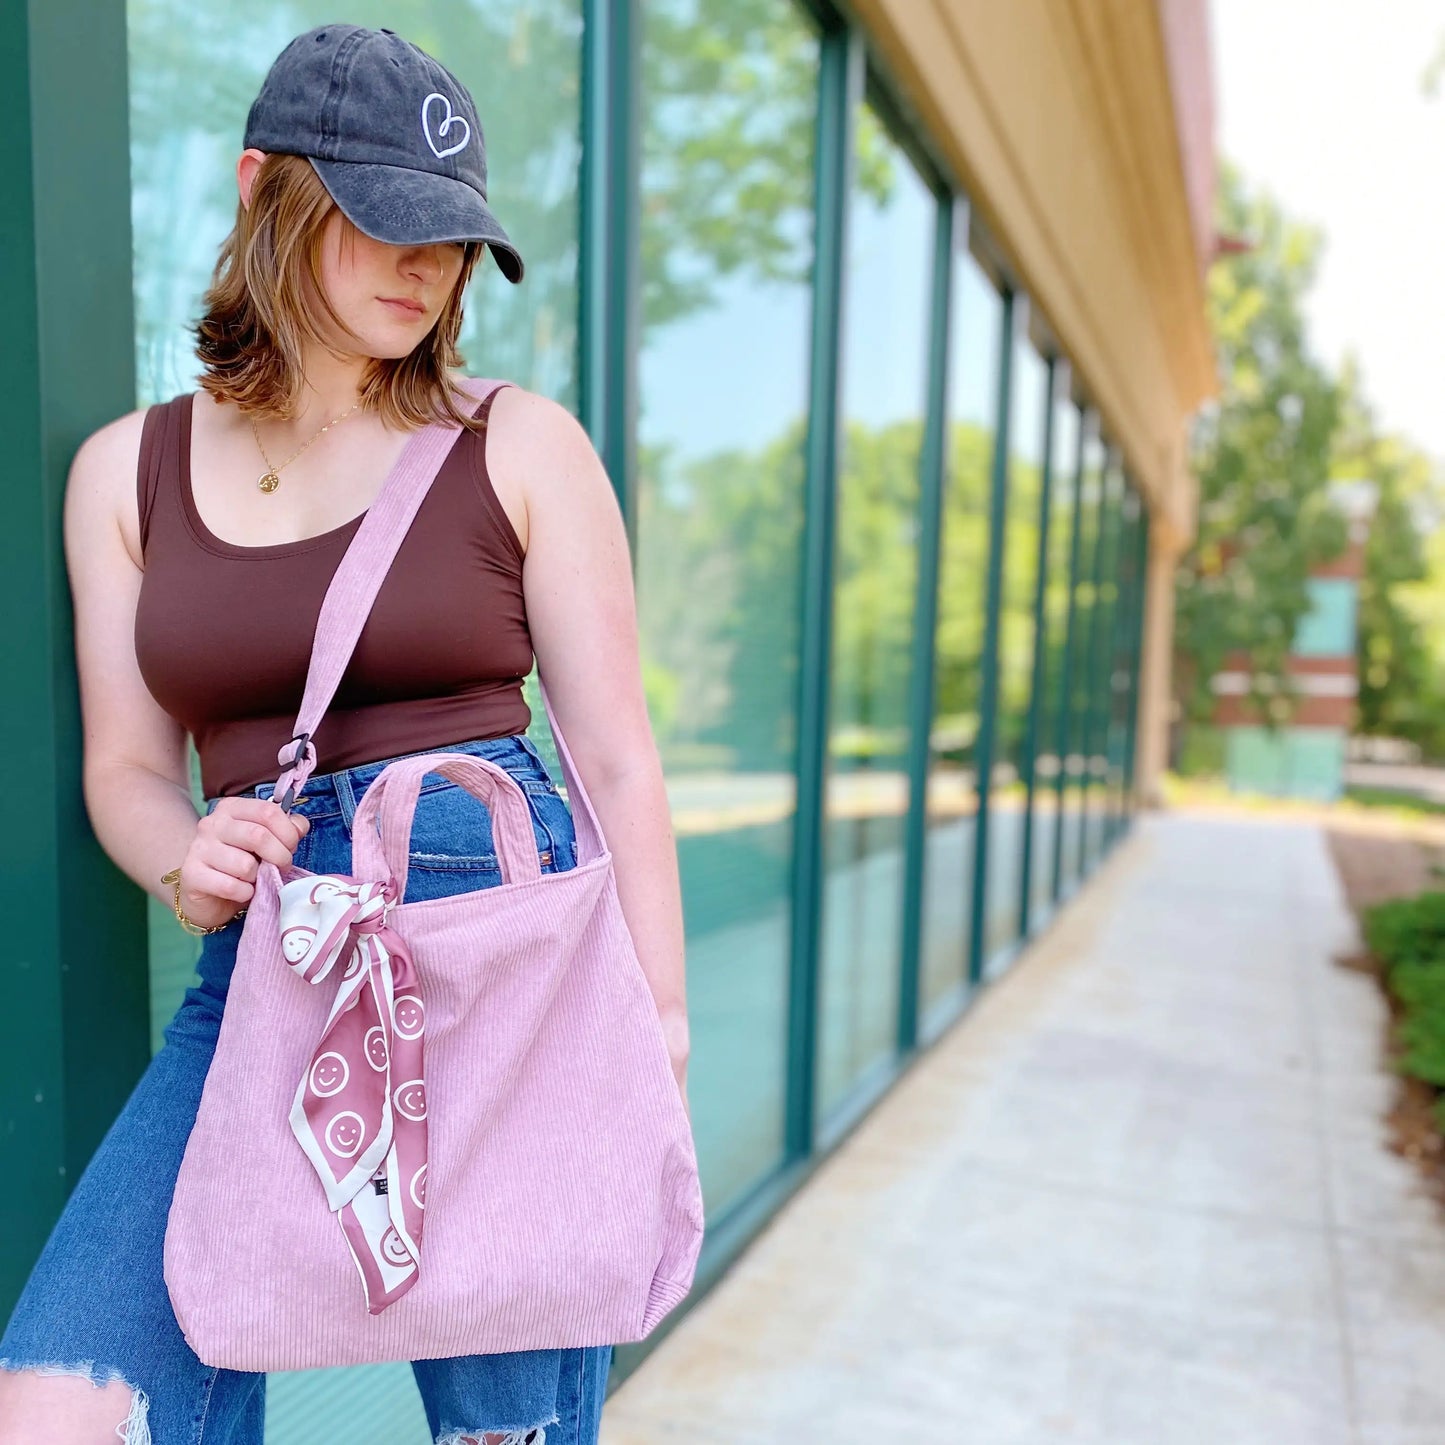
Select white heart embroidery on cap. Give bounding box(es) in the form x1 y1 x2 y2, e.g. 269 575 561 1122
421 91 471 159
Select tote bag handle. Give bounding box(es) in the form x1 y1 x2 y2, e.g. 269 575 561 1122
351 752 544 896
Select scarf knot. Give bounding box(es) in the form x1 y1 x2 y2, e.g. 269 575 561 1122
279 873 428 1314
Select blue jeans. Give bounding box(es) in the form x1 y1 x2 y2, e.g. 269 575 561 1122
0 732 612 1444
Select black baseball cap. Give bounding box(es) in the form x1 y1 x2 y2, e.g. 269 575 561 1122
243 24 523 283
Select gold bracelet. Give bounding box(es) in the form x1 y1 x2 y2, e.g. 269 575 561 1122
160 867 246 936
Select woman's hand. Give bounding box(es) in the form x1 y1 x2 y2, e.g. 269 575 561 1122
173 798 311 930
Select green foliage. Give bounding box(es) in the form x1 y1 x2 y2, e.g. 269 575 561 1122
1343 787 1445 819
830 417 925 759
1363 890 1445 971
1392 960 1445 1088
1175 162 1345 726
932 421 994 747
1333 363 1445 759
1176 165 1445 761
1363 891 1445 1098
1400 521 1445 761
636 413 1000 773
636 420 807 770
1175 723 1226 778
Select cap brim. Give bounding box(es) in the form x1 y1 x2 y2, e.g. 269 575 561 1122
308 155 523 284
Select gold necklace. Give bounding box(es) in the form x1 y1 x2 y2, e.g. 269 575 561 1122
249 399 364 493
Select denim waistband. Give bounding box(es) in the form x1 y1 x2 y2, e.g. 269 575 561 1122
204 732 549 827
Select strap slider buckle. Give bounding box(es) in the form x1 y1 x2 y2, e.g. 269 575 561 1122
284 731 313 770
278 732 313 813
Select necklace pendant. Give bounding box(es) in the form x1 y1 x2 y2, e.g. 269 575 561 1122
258 471 281 493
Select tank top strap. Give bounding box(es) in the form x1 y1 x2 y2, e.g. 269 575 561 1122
136 393 188 561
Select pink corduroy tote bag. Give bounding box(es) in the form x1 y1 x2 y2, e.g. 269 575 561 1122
163 378 705 1371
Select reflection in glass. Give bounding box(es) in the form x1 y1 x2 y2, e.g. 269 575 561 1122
636 0 820 1216
981 327 1047 966
1030 386 1080 922
919 246 1002 1023
816 108 932 1123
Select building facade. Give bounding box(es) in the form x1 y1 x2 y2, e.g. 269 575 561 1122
3 0 1214 1433
1211 480 1374 801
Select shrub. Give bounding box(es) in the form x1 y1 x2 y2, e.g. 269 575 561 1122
1363 891 1445 1108
1363 891 1445 971
1392 960 1445 1087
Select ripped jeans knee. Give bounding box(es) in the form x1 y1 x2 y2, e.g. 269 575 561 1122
0 1357 151 1443
437 1421 553 1445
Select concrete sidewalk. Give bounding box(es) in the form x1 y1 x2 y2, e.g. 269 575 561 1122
601 814 1445 1445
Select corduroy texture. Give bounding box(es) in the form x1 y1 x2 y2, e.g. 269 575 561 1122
162 379 703 1370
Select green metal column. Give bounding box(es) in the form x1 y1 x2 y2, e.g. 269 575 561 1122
1120 506 1152 824
1014 354 1059 941
785 16 860 1159
1 0 145 1317
965 284 1015 984
1104 491 1138 849
897 194 957 1056
579 0 639 538
1078 454 1122 872
1049 405 1088 903
1075 445 1103 872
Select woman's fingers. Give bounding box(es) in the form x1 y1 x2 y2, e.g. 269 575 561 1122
202 797 309 869
178 797 312 920
184 862 257 908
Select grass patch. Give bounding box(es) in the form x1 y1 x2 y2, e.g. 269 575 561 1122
1345 786 1445 819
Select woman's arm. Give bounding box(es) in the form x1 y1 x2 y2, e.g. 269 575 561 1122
65 410 307 924
67 411 216 899
487 386 691 1103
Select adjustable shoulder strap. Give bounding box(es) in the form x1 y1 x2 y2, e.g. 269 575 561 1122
536 679 610 865
271 377 506 806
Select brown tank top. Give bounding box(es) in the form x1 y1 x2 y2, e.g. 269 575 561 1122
134 386 533 799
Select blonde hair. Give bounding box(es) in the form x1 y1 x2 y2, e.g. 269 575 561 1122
195 153 486 430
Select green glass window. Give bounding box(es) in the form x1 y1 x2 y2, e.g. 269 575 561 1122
816 105 933 1122
1030 381 1079 921
636 0 821 1216
1294 578 1359 657
918 243 1002 1026
981 325 1047 966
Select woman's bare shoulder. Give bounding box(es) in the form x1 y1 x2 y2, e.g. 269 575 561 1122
485 384 605 492
66 404 159 572
481 385 615 559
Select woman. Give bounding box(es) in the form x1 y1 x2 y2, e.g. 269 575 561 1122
0 24 689 1445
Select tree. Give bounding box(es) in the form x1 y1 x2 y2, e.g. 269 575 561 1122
1174 162 1345 727
1333 360 1445 757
